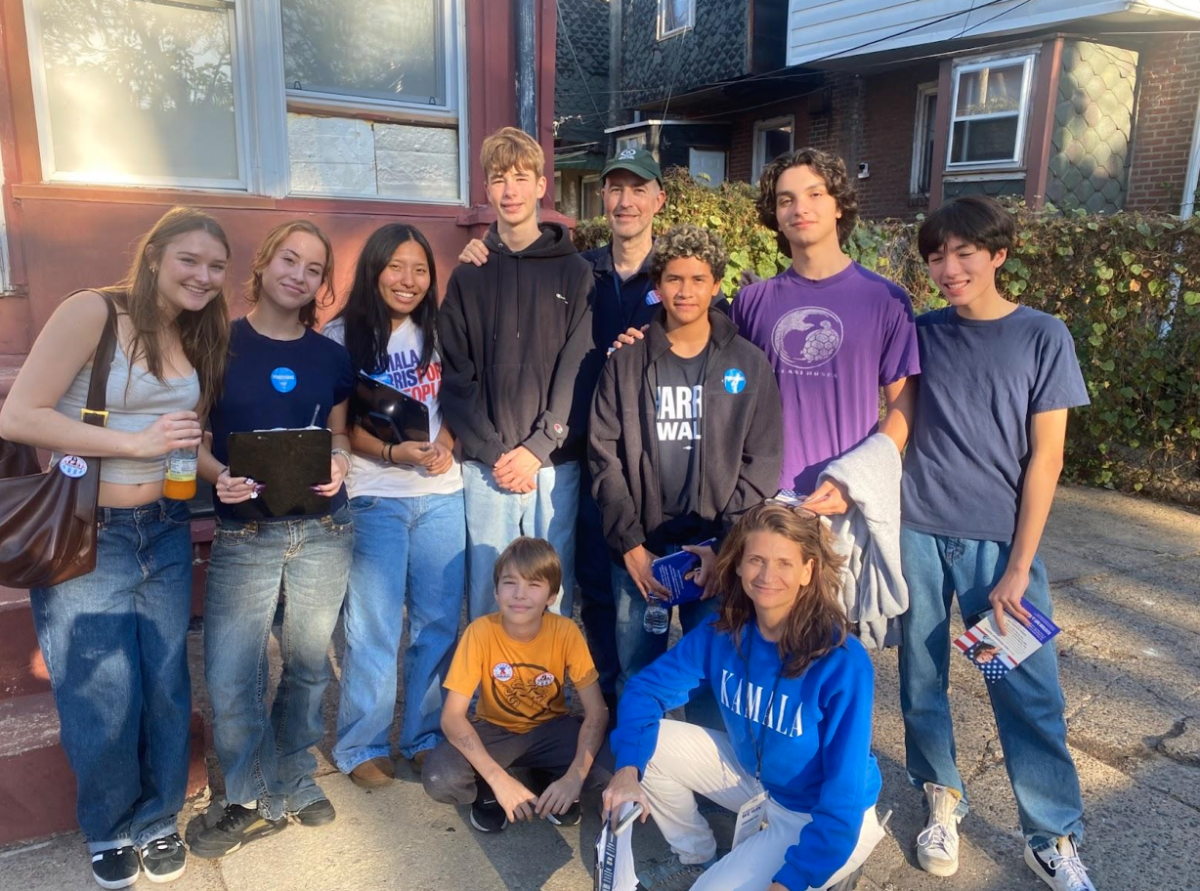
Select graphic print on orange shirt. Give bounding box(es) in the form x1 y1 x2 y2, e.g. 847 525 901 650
491 662 562 722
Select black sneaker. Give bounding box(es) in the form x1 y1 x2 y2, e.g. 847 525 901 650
139 833 187 884
91 846 139 890
188 803 288 859
530 769 582 827
469 783 508 833
292 797 336 827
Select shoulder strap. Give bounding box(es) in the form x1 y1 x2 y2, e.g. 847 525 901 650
83 294 118 425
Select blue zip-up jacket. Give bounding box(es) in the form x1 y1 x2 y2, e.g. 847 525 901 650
611 615 880 891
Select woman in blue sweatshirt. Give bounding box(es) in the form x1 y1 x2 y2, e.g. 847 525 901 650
603 503 885 891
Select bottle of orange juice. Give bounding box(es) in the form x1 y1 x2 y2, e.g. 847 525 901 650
164 446 198 501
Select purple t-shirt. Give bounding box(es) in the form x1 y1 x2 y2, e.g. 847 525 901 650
732 262 920 493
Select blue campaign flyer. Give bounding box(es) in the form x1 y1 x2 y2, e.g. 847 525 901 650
651 539 717 608
953 598 1061 682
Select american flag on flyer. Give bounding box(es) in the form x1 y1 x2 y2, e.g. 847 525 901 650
953 599 1061 683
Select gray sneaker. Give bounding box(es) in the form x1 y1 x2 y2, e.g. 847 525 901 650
637 855 717 891
916 782 962 877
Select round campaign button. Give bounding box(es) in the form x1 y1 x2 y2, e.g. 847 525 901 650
58 455 88 478
270 367 297 393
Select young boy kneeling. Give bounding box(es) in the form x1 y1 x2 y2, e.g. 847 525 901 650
422 538 609 831
900 196 1094 891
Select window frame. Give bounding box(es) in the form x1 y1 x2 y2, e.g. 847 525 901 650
946 49 1038 172
581 174 602 220
688 147 726 188
752 115 795 184
615 132 647 154
910 81 939 198
657 0 694 41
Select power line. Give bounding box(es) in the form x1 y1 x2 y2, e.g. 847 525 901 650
555 0 604 124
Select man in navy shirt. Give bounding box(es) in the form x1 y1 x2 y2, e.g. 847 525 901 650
458 147 666 712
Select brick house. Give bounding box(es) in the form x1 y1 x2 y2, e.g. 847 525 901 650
604 0 1200 219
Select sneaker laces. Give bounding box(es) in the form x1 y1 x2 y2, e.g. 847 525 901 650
143 837 177 854
917 821 956 859
1043 847 1093 891
92 846 133 863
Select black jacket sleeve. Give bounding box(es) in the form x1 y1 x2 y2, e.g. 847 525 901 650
722 351 784 527
438 271 506 467
522 264 599 462
588 356 646 556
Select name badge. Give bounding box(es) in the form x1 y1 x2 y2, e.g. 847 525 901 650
731 790 768 849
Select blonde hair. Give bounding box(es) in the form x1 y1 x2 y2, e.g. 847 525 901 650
246 220 335 329
480 126 545 179
493 537 562 595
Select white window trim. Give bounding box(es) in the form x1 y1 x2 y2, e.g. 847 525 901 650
615 133 647 154
657 0 694 40
581 174 601 218
910 81 939 198
22 0 469 205
946 48 1038 172
752 115 794 184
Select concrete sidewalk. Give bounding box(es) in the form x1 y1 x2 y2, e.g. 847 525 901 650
4 485 1199 891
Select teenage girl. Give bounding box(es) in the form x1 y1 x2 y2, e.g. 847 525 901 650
0 207 231 889
325 224 465 786
602 503 887 891
190 220 355 859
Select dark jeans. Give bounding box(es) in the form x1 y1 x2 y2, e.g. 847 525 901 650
422 715 610 805
576 469 619 700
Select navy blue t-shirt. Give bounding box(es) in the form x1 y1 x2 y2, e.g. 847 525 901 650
209 318 356 521
901 306 1089 542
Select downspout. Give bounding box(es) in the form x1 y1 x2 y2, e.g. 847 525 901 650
609 0 623 131
516 0 537 137
1179 84 1200 217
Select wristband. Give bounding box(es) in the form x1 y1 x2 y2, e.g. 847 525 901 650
332 448 351 470
386 443 395 464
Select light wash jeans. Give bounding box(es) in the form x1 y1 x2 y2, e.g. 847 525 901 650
31 499 193 852
898 526 1085 847
203 507 353 821
334 492 466 769
641 720 885 890
462 459 579 621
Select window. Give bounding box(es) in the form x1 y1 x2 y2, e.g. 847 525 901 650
947 52 1036 169
23 0 466 203
910 82 938 198
658 0 694 39
753 116 794 183
581 175 602 220
615 133 647 154
689 148 726 187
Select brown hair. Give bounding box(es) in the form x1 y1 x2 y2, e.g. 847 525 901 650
246 220 336 329
97 206 231 415
493 537 562 596
713 504 849 677
756 147 860 252
480 126 545 179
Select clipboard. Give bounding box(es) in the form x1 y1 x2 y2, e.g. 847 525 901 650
227 428 332 520
353 372 431 445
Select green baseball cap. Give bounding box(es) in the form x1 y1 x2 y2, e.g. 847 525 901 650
601 146 662 185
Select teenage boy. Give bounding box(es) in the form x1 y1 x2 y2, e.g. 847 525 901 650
589 225 782 698
732 148 920 512
440 127 597 621
422 538 609 833
459 147 670 709
900 196 1094 891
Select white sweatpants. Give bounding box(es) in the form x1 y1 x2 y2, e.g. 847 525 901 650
641 720 886 891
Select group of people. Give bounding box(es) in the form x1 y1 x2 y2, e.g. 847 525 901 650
0 123 1097 891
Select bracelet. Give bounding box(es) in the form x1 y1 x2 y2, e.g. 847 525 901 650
386 443 395 464
332 448 352 470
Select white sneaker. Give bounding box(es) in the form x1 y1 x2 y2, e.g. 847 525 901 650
916 782 962 876
1025 836 1097 891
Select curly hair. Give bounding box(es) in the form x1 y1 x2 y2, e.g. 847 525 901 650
713 503 850 678
756 147 859 252
648 224 728 284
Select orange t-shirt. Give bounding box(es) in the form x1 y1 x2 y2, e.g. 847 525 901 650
444 613 599 734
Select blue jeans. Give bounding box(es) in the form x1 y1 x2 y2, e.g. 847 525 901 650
30 499 193 853
898 526 1085 846
203 507 354 821
612 553 722 728
462 459 579 621
334 492 466 769
576 468 618 700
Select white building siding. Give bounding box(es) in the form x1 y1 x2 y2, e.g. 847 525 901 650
786 1 1198 67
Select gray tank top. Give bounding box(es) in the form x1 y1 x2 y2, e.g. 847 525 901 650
53 340 201 485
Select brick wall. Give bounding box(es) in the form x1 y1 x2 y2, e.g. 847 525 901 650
857 63 940 221
726 96 814 184
1127 33 1200 213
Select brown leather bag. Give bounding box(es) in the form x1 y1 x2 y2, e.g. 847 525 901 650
0 295 117 588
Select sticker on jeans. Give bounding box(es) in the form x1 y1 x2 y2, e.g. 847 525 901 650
492 662 514 682
731 790 768 849
270 367 297 393
57 455 88 478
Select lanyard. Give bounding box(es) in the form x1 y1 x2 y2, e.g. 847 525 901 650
741 635 786 782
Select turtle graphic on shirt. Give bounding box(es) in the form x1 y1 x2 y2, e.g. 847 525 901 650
770 307 845 370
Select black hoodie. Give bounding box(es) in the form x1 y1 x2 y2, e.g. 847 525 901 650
439 222 598 467
588 308 783 560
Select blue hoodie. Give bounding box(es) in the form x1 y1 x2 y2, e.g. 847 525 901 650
611 615 880 891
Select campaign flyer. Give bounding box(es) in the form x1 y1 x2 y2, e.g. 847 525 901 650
953 598 1061 682
593 803 639 891
651 538 717 608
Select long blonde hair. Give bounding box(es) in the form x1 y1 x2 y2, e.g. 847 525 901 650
713 504 849 677
97 206 231 414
